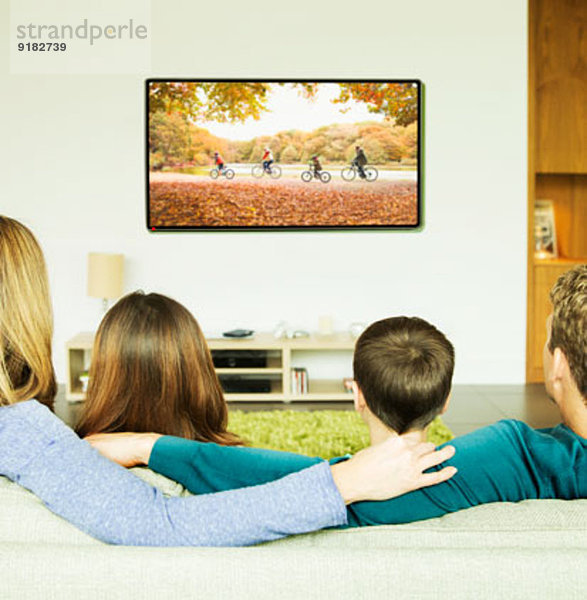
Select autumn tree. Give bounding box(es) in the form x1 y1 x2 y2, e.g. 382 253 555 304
190 127 233 165
149 81 419 127
359 125 404 161
301 135 328 162
280 144 300 163
360 139 387 163
333 83 418 127
322 139 346 161
399 122 418 159
233 139 255 163
149 111 193 167
149 82 271 124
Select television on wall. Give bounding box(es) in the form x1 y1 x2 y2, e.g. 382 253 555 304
146 79 421 230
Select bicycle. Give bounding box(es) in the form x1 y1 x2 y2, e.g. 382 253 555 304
340 162 378 182
301 165 331 183
252 162 282 179
210 166 235 180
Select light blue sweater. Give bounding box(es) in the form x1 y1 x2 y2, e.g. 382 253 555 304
0 400 346 546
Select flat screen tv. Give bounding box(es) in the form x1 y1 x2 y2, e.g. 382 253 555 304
146 79 421 230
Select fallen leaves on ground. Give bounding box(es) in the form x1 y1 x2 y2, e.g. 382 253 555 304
149 178 418 227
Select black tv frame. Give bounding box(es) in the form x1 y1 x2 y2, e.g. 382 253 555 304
146 78 423 232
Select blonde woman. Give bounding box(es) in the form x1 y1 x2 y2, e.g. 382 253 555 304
0 215 456 546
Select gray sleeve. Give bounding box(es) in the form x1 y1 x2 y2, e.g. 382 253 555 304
0 401 346 546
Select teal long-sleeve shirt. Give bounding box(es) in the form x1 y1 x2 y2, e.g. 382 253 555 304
149 419 587 527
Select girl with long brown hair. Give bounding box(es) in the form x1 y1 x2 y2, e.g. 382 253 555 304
76 291 240 445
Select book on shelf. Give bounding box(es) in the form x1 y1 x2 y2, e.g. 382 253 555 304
291 367 309 395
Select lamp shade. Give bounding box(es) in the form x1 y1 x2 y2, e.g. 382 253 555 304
87 253 124 300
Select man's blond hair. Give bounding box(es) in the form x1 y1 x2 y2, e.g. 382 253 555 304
549 264 587 400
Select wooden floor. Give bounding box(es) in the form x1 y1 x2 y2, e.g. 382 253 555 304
55 384 561 436
431 384 559 436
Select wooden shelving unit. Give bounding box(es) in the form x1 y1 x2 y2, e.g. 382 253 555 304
207 332 355 402
526 0 586 382
65 332 95 401
65 331 355 402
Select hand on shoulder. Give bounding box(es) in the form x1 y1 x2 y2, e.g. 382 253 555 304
330 437 457 504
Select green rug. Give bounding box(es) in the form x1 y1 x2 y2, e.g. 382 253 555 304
227 410 453 460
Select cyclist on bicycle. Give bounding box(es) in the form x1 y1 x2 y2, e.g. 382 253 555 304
262 147 274 173
352 145 368 179
311 155 322 177
214 151 225 174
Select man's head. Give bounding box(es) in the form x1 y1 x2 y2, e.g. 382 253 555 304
352 317 455 434
543 265 586 406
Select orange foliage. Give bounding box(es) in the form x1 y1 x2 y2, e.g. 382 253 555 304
149 180 417 228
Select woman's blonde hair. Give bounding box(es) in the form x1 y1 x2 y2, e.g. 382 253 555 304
0 216 57 407
76 291 241 445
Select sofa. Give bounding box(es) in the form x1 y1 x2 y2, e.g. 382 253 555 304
0 469 585 600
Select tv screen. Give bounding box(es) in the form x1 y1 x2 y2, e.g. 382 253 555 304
146 79 421 230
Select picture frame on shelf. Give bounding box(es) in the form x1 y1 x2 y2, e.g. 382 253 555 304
533 199 558 259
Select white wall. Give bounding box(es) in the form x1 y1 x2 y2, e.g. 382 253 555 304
1 0 527 383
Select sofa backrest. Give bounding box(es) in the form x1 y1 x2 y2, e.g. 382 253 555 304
1 472 586 549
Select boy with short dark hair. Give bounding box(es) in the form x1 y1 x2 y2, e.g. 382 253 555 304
352 316 454 436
